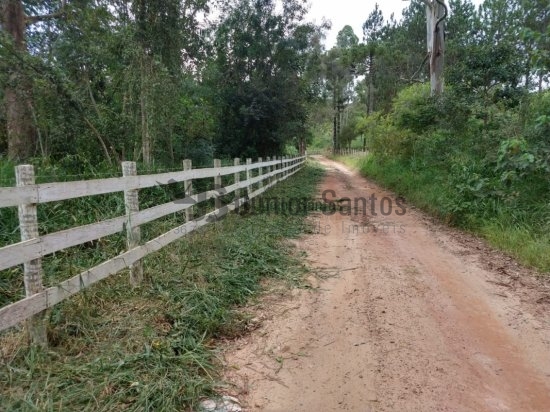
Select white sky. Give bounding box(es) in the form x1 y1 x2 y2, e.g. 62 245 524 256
307 0 485 48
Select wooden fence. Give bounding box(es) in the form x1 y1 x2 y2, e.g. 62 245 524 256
332 149 366 156
0 155 305 345
306 149 366 156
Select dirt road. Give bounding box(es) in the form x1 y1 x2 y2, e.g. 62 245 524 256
223 157 550 411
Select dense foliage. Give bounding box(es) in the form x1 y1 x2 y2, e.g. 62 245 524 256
0 0 325 166
322 0 550 272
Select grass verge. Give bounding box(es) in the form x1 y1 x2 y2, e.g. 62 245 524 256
0 162 325 411
335 154 550 274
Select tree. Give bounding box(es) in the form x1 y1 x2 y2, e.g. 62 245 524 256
520 0 550 90
1 0 48 161
336 25 358 49
1 1 67 161
361 3 384 115
447 0 525 99
423 0 447 95
130 0 209 165
323 30 357 151
210 0 323 157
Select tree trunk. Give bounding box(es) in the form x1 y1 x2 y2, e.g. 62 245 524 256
367 51 375 115
332 114 337 153
336 102 341 150
140 55 152 166
299 138 305 156
2 0 37 161
332 87 337 153
427 1 445 96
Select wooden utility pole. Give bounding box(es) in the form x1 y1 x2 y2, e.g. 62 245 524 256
422 0 447 95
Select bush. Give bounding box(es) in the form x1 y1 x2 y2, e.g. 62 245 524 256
358 112 414 158
392 83 437 134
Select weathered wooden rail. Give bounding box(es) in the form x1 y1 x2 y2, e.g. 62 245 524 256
0 155 305 344
306 149 366 156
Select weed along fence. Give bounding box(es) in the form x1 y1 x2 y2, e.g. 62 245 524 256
0 155 305 346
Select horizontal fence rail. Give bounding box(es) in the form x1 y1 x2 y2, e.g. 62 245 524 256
306 149 366 157
0 155 306 340
0 159 287 208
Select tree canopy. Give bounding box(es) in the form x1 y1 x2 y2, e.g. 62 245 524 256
1 0 549 164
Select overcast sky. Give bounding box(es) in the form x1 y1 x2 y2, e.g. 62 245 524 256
307 0 485 48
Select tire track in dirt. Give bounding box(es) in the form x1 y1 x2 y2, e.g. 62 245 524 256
222 157 550 411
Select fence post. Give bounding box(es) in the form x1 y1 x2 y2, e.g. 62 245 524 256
246 158 252 198
289 156 292 175
283 156 287 178
234 158 240 209
214 159 222 210
122 161 143 287
266 156 271 186
15 165 47 347
257 157 263 189
183 159 193 222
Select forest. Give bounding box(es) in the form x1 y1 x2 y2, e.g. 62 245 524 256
1 1 548 172
0 0 327 167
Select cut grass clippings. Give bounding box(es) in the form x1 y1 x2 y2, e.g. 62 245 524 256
0 161 325 411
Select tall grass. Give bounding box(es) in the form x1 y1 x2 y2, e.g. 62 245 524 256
0 162 325 411
338 154 550 273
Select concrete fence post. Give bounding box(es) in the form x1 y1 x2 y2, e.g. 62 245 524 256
246 158 252 198
258 157 263 189
234 158 240 209
214 159 222 210
122 161 143 287
183 159 193 222
15 165 47 347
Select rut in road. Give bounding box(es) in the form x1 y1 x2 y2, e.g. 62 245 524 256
223 157 550 412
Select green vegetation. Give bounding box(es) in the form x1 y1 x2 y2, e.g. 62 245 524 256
313 0 550 274
1 0 549 406
1 0 326 164
0 163 325 411
336 84 550 273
